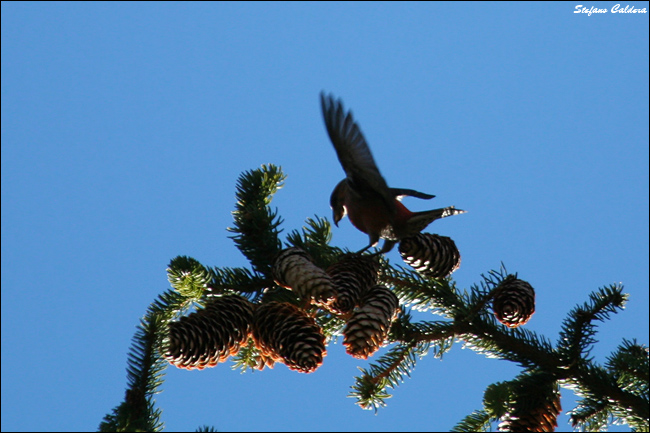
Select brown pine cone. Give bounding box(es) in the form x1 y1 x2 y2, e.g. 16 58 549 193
343 286 399 359
164 295 254 370
272 247 337 307
493 276 536 328
326 254 380 315
399 233 461 279
498 375 561 432
252 301 326 373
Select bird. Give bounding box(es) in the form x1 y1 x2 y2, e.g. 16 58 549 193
320 92 465 254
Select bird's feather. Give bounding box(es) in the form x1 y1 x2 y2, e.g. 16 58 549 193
320 92 395 213
390 188 436 201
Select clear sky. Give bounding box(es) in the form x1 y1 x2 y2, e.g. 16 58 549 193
1 2 648 432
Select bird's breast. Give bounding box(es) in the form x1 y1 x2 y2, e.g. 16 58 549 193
345 196 393 236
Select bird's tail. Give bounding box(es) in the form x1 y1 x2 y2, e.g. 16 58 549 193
407 206 466 234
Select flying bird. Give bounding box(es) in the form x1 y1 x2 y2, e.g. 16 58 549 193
320 92 465 254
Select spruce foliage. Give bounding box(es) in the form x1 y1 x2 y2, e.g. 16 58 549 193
101 165 649 432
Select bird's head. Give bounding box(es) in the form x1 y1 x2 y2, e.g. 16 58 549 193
330 180 348 226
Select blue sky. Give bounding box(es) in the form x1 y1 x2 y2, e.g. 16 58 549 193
1 2 648 432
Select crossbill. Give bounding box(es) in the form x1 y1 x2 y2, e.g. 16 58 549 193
320 92 465 254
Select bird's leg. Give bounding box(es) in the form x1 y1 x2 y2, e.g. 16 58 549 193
379 240 397 254
353 232 381 255
354 244 373 255
355 240 396 257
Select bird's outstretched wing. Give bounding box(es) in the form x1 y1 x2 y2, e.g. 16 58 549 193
320 92 394 210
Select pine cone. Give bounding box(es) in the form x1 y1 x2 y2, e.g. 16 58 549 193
326 254 380 315
399 233 461 279
272 247 337 307
498 377 561 432
344 286 399 359
252 301 326 373
164 295 254 370
492 276 536 328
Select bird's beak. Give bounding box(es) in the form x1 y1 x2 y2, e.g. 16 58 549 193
332 209 341 227
330 180 347 227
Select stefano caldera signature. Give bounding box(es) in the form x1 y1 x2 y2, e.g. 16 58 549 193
574 4 648 15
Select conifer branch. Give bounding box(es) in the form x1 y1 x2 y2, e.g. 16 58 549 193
566 363 649 423
100 289 191 432
349 342 422 411
102 165 648 432
285 216 344 270
568 399 611 432
557 284 628 365
208 266 270 299
168 256 212 299
380 263 461 317
451 410 492 432
227 164 285 275
607 339 650 385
